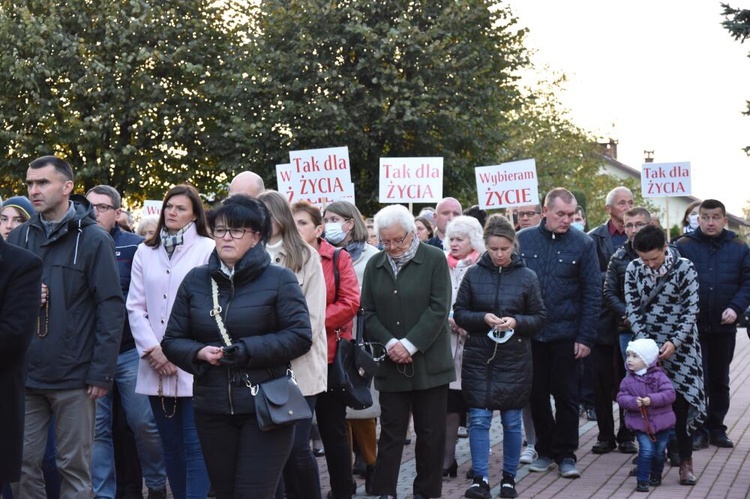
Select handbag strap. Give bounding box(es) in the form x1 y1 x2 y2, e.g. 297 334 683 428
638 267 674 316
210 278 233 347
333 248 342 303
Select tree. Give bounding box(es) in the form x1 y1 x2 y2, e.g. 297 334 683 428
499 72 649 227
0 0 249 203
722 4 750 155
246 0 528 215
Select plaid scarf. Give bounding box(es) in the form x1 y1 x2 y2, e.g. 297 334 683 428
386 232 419 277
161 222 193 259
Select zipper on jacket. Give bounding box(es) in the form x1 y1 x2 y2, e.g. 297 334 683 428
227 369 235 415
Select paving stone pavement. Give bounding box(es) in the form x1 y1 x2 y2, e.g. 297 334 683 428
316 328 750 498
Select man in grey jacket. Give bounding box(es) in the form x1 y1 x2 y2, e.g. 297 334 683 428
8 156 125 498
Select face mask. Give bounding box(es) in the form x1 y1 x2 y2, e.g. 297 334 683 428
487 327 515 344
571 221 585 231
324 222 347 244
688 214 699 230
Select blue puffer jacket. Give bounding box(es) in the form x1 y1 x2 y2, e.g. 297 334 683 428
517 218 601 346
674 228 750 333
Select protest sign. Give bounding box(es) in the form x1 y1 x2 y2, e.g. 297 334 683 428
641 162 691 197
284 146 356 206
141 200 162 217
378 157 443 203
475 159 539 209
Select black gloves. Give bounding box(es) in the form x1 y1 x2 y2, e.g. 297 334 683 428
219 343 250 368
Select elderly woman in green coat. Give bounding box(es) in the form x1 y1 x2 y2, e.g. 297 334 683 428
361 204 455 499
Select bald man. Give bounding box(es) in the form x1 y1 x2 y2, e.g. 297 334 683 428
228 171 265 198
426 197 462 248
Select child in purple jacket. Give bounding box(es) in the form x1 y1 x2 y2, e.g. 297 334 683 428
616 338 677 492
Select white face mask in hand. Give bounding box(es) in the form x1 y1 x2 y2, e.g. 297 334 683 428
487 327 514 344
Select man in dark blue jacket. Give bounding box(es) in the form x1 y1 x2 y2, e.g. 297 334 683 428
8 156 125 498
518 188 601 479
674 199 750 450
86 186 167 499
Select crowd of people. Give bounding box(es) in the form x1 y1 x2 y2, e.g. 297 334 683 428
1 155 749 499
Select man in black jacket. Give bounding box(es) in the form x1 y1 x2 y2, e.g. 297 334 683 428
0 237 42 490
587 187 637 455
674 199 750 450
86 185 167 499
8 156 125 498
518 188 601 479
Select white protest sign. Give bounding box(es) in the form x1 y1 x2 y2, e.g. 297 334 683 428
287 146 355 206
475 159 539 209
641 162 691 197
141 200 163 217
378 157 443 203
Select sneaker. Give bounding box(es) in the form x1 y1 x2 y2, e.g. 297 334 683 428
519 445 538 465
529 456 555 473
464 476 490 499
558 458 580 479
649 475 662 487
635 481 649 492
499 473 518 498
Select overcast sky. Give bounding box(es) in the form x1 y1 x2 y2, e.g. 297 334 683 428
510 0 750 216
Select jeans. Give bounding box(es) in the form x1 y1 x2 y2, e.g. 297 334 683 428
468 408 523 479
93 349 166 498
148 397 209 499
635 430 670 482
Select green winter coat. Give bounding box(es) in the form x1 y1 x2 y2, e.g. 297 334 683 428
361 242 455 392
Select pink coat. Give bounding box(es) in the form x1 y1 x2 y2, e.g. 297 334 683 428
127 225 214 397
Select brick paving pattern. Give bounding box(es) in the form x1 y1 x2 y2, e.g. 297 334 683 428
316 328 750 498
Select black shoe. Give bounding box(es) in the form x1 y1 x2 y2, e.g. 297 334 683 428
443 459 458 477
313 447 325 457
692 432 709 450
649 475 662 487
352 454 367 476
499 472 518 498
591 440 616 454
465 476 490 499
709 431 734 448
586 408 597 421
618 441 638 454
635 481 649 493
404 438 412 445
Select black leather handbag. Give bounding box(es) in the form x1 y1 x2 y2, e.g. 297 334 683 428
254 371 312 431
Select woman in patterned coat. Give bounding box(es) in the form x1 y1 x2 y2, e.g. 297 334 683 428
624 225 706 486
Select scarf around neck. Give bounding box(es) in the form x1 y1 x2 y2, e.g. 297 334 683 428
386 232 419 277
447 250 480 269
642 246 675 285
344 239 366 263
161 221 193 259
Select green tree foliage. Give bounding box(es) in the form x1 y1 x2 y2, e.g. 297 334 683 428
0 0 247 202
722 3 750 155
246 0 528 215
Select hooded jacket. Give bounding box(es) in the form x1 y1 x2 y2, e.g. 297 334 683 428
7 195 126 390
616 363 676 434
517 218 601 346
674 228 750 334
161 243 313 415
454 253 546 410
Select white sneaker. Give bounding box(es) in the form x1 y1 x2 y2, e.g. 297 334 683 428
519 445 538 465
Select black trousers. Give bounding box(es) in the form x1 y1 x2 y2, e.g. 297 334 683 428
194 410 294 499
371 385 448 498
278 395 320 499
315 391 354 499
530 339 579 463
673 393 693 460
592 344 633 444
699 333 736 434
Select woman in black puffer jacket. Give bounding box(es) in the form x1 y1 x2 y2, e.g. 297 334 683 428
454 215 546 499
161 195 313 499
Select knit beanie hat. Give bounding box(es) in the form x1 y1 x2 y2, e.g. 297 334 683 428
627 338 659 368
2 196 35 219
